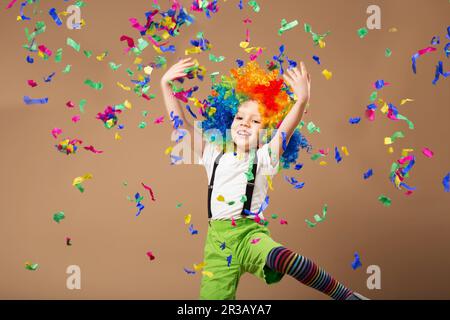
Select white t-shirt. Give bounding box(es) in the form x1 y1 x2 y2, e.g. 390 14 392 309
200 142 279 221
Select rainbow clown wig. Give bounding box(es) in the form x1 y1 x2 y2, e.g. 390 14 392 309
200 61 311 169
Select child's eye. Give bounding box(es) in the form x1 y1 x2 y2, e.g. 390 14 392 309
236 116 243 120
252 120 261 124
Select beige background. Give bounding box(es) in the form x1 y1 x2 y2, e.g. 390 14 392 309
0 0 449 299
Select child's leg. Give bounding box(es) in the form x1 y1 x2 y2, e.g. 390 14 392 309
266 246 355 300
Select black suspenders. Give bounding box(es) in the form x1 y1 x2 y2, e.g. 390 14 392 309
207 151 258 219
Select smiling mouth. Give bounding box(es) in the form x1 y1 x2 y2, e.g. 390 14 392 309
237 130 251 137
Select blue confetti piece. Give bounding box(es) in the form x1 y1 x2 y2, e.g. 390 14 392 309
294 182 305 189
374 80 385 90
445 43 450 58
220 242 226 250
334 147 342 163
363 169 373 180
399 182 416 191
44 72 56 82
412 53 419 74
48 8 63 26
159 45 176 53
312 55 321 65
189 224 198 235
185 105 197 119
226 255 232 267
443 173 450 192
430 36 440 46
238 0 243 10
367 103 377 110
432 61 450 85
236 59 244 67
183 268 196 275
118 124 124 129
351 252 362 270
26 55 34 64
349 117 361 124
23 96 48 105
294 163 303 170
281 132 287 151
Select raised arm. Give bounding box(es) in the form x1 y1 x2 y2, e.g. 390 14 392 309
160 58 204 159
268 61 311 165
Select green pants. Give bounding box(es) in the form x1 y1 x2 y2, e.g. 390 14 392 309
200 218 284 300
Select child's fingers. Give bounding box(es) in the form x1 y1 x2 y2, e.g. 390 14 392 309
282 73 293 85
300 61 307 77
286 68 297 80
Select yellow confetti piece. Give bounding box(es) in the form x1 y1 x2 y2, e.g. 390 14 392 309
134 57 142 64
164 146 173 155
117 82 131 91
380 102 389 114
239 41 250 49
388 27 398 32
152 45 163 54
318 39 326 48
114 132 122 140
201 271 214 278
194 262 206 271
341 146 349 156
144 66 153 75
38 51 45 59
184 214 191 225
96 52 108 61
322 69 332 80
384 137 393 145
401 148 414 157
16 15 22 21
394 175 402 189
72 173 93 186
124 100 132 109
161 31 170 40
400 98 414 105
388 147 394 154
217 195 225 202
319 161 327 166
185 47 202 55
267 176 273 191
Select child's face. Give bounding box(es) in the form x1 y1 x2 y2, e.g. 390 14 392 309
231 100 263 151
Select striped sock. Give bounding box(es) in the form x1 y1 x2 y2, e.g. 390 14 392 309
266 246 354 300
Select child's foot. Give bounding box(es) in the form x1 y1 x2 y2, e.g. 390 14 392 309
346 292 370 300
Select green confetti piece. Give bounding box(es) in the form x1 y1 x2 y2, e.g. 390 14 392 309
84 79 103 90
397 114 415 130
227 201 235 206
142 111 148 117
138 121 147 129
25 263 39 271
135 195 144 203
305 219 317 228
271 214 278 219
370 91 378 101
307 121 321 134
378 195 392 207
248 0 260 12
278 19 299 35
109 62 122 71
83 50 92 58
67 37 80 52
385 48 392 57
390 131 405 142
209 53 225 63
126 68 134 76
53 211 65 223
240 195 247 203
310 153 323 161
62 64 71 73
304 23 312 33
75 183 84 193
176 203 183 208
79 99 87 113
357 27 369 38
75 0 86 7
55 48 63 63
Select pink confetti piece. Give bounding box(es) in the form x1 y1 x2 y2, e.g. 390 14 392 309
243 18 252 24
365 109 375 121
38 45 52 56
27 80 37 87
146 251 155 261
418 46 436 56
66 101 75 108
71 115 81 123
249 48 263 61
405 190 414 196
231 217 236 227
6 0 18 9
141 182 156 201
84 145 104 154
250 238 261 244
319 148 329 155
154 116 164 124
422 147 434 158
398 155 414 165
51 128 62 139
280 219 288 225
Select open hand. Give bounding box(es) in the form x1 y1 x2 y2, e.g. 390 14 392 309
282 62 311 105
161 58 196 84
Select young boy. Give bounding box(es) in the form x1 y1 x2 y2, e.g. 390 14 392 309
160 58 368 300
